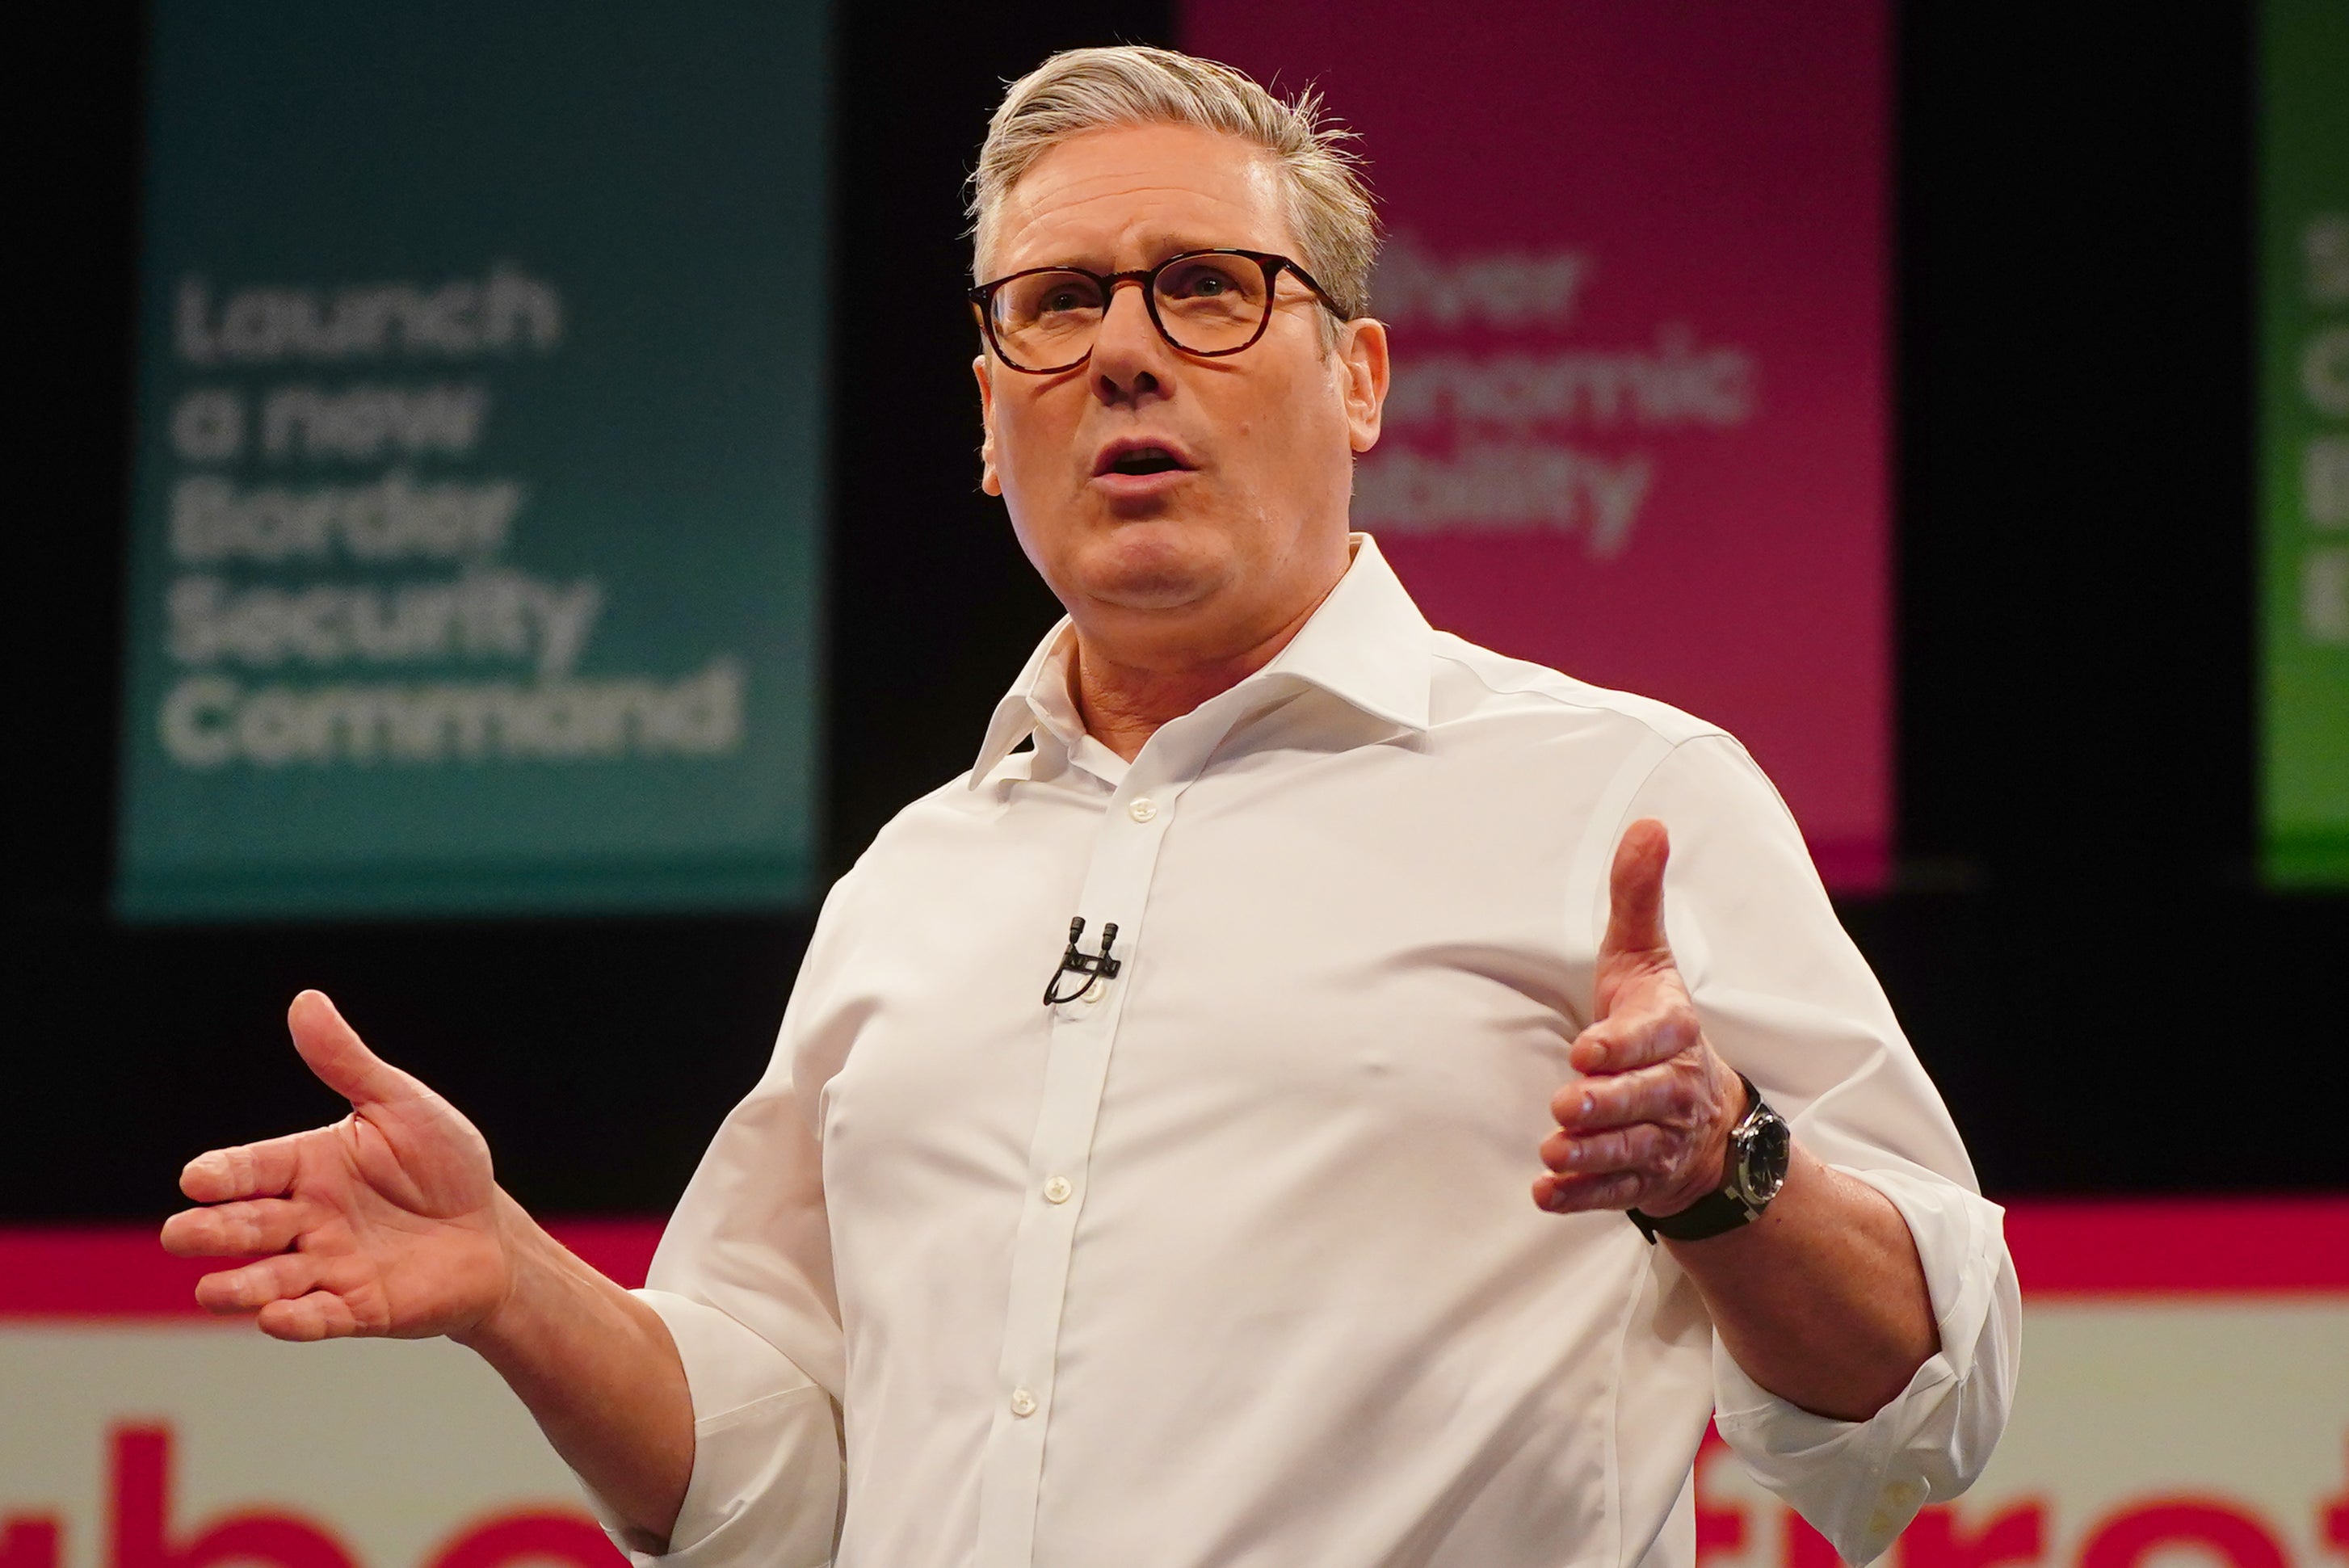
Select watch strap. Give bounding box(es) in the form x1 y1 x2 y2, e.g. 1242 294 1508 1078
1628 1184 1759 1244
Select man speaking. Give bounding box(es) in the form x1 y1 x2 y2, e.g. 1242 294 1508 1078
164 45 2018 1568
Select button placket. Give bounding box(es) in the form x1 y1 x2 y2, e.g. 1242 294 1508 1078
972 764 1187 1568
973 697 1254 1568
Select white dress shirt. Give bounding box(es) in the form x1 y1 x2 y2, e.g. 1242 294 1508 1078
598 535 2019 1568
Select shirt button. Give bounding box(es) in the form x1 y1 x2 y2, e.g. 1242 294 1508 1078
1043 1175 1073 1204
1009 1388 1038 1418
1128 797 1158 822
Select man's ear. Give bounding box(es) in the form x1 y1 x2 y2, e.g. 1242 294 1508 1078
973 352 1002 497
1337 317 1390 454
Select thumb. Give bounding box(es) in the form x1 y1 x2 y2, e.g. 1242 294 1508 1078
1599 818 1674 965
287 990 415 1109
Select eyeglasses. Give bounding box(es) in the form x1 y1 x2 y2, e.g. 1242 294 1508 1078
969 248 1350 375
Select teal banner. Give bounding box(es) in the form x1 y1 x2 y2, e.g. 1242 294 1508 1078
2259 0 2349 885
116 4 830 919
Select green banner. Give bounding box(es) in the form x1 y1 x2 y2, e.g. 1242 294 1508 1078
2259 0 2349 886
116 3 830 919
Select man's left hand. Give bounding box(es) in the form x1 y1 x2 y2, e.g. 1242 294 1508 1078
1534 818 1745 1219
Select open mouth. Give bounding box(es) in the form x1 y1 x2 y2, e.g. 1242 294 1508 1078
1095 439 1196 479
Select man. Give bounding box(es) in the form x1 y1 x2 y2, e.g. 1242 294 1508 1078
165 45 2018 1568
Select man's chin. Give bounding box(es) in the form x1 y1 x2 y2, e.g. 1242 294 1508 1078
1074 523 1230 613
1088 577 1215 613
1084 561 1221 613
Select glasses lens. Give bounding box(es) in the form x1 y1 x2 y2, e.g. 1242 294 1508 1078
1153 254 1269 352
993 270 1103 369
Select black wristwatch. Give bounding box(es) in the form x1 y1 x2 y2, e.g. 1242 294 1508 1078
1628 1074 1791 1244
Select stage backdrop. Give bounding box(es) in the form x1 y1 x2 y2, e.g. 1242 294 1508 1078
3 1201 2343 1568
1183 1 1892 888
2259 0 2349 886
113 2 830 920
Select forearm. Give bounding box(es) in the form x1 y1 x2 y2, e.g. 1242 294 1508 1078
456 1192 695 1553
1666 1146 1939 1422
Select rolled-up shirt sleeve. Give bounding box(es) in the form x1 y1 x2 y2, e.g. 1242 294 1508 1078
1612 734 2023 1566
612 1291 842 1568
1711 1169 2020 1566
574 876 868 1568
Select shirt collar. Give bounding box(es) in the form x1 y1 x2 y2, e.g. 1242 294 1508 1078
968 532 1431 788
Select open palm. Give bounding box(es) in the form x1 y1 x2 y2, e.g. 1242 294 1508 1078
162 990 511 1343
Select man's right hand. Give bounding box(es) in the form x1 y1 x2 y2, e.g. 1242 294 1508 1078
162 989 511 1343
165 989 695 1545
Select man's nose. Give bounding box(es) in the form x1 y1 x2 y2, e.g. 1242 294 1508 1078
1090 279 1174 405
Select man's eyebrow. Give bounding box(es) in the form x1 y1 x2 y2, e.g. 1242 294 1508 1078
1135 235 1231 260
1011 237 1262 275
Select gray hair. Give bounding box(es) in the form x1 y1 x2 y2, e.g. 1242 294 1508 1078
969 45 1380 322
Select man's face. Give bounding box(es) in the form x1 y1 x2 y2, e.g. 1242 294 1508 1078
974 124 1389 666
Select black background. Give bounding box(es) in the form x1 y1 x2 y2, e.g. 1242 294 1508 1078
9 3 2343 1225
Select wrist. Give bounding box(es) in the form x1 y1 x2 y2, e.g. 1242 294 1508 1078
1645 1070 1749 1218
448 1189 541 1356
1630 1073 1789 1243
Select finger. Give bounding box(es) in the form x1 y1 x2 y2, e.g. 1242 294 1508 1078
1569 998 1702 1075
161 1197 306 1259
1600 818 1673 962
1532 1170 1644 1214
288 990 418 1109
179 1133 309 1203
194 1251 327 1315
1552 1061 1687 1131
1540 1120 1672 1179
257 1291 365 1343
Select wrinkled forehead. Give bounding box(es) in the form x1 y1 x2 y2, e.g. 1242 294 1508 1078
983 123 1296 279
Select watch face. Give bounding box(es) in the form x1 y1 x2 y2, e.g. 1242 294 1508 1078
1737 1113 1792 1208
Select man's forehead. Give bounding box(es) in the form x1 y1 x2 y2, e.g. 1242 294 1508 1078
990 124 1294 272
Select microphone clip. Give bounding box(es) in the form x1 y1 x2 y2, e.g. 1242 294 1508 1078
1042 916 1123 1005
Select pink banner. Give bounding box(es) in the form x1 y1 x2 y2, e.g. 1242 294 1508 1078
1184 2 1893 886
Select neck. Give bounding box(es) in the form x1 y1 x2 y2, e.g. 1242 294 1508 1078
1069 587 1333 763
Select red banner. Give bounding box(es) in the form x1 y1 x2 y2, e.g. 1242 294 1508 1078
4 1200 2345 1567
1183 2 1893 886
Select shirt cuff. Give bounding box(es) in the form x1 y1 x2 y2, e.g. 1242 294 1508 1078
572 1288 843 1568
1709 1167 2021 1566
